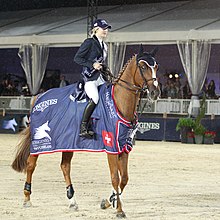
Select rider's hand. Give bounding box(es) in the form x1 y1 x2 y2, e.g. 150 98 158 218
93 62 102 70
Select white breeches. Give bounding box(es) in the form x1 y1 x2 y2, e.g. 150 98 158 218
84 75 105 104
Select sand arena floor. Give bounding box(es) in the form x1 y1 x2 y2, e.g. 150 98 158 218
1 133 220 220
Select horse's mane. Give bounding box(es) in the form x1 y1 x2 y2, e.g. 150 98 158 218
114 54 136 83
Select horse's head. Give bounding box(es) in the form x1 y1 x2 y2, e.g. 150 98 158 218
135 45 161 100
114 46 160 121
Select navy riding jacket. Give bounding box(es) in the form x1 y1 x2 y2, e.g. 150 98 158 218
74 35 105 81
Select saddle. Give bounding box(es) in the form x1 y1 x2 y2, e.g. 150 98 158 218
70 68 114 102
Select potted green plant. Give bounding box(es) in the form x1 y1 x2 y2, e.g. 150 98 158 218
203 131 216 144
193 123 206 144
176 117 195 143
177 94 216 145
192 94 206 144
187 131 195 144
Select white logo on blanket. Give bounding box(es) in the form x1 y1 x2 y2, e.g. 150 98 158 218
34 121 51 140
105 91 117 119
32 99 58 113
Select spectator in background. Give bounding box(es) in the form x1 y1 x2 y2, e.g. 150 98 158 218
157 77 163 98
174 77 181 98
182 81 191 99
14 80 23 95
206 80 217 99
59 75 69 88
162 80 171 98
167 82 178 98
1 78 17 95
0 81 5 96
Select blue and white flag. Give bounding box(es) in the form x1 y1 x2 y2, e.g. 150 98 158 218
30 83 134 155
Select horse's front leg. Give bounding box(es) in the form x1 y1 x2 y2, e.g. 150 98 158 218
103 154 126 218
118 152 129 193
23 155 38 207
60 152 78 210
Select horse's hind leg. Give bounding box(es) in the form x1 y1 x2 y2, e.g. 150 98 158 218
23 155 38 207
60 152 78 210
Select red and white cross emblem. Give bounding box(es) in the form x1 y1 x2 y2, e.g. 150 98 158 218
102 131 114 147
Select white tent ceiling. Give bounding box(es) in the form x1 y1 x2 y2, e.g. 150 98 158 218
0 0 220 47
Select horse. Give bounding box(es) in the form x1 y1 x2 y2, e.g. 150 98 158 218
11 46 160 218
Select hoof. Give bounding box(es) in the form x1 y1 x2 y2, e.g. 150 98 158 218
23 201 32 208
116 211 126 218
69 202 78 211
100 199 111 209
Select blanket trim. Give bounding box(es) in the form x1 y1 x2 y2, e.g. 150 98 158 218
30 148 126 156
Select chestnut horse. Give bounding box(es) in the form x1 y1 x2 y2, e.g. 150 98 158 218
11 47 159 218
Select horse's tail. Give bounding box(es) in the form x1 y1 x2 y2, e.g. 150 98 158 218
11 126 31 173
11 95 37 173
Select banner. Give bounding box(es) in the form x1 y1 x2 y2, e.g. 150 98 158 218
136 118 164 141
0 114 24 134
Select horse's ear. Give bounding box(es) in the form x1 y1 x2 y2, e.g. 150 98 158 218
150 47 158 57
138 44 144 55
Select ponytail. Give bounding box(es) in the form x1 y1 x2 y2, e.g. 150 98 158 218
90 27 99 37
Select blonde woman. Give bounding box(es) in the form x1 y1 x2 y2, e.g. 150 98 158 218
74 19 111 139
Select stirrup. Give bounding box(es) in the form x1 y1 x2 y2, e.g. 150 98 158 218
79 130 95 139
79 123 95 139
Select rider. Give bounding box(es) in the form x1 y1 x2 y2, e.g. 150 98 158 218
74 18 111 139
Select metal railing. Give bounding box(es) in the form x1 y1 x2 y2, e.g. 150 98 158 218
1 96 220 115
139 98 220 115
0 96 32 111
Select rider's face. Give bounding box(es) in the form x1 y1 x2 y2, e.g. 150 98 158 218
96 27 109 39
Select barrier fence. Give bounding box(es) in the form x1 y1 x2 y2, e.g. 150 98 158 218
0 96 220 141
139 98 220 115
0 96 32 111
0 96 31 134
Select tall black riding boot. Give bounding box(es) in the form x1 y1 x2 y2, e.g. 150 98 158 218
79 99 96 139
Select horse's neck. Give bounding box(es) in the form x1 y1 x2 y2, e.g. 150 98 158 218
113 59 140 122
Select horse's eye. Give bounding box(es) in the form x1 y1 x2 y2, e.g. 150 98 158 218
141 64 147 70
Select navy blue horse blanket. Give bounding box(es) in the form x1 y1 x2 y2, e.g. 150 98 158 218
30 83 134 155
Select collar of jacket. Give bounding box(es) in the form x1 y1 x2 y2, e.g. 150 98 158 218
93 35 103 50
